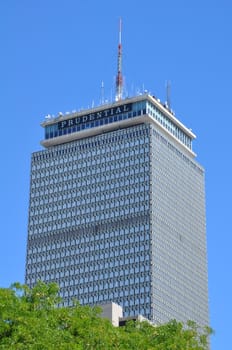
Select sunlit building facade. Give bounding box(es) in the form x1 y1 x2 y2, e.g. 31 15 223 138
25 94 209 326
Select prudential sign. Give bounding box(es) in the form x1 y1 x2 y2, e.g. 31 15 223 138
58 103 132 130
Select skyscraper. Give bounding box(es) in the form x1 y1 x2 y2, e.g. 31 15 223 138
25 93 209 326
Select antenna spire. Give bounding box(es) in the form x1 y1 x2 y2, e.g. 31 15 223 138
115 18 123 101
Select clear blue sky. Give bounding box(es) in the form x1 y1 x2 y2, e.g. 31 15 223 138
1 1 231 349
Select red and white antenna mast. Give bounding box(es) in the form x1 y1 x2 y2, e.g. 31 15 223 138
115 18 123 101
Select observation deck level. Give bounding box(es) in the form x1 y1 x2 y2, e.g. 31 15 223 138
41 94 196 157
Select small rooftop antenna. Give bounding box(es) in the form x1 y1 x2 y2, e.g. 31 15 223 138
115 18 123 101
166 80 171 109
101 81 105 104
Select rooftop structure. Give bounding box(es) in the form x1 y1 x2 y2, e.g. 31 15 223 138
41 93 195 156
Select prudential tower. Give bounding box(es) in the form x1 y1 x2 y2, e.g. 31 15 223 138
25 21 209 327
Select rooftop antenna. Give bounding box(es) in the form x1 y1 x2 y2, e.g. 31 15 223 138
115 18 123 101
166 80 171 109
101 81 105 104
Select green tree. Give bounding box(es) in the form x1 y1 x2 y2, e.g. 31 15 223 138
0 281 212 349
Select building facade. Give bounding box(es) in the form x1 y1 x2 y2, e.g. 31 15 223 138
25 94 209 326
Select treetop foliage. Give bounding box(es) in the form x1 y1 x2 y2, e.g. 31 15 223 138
0 281 212 349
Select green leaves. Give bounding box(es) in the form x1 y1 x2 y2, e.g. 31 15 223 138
0 281 212 349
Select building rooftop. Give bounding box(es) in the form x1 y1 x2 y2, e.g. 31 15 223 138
41 94 196 157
